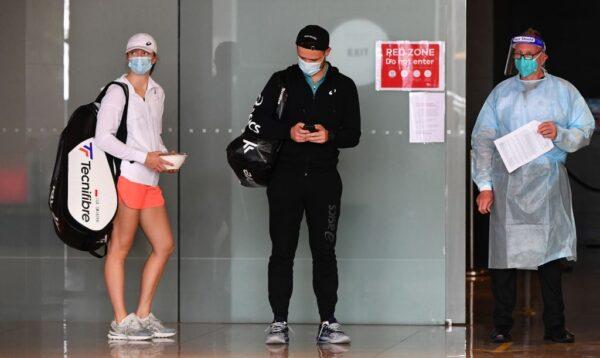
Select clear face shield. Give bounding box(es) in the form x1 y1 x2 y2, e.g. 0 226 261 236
504 36 546 76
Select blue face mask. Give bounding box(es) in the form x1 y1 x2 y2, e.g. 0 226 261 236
514 53 541 78
128 56 153 75
298 57 323 76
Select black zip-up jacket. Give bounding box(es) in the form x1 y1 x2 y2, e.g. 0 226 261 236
248 64 361 172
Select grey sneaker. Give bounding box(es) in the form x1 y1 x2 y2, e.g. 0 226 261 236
265 321 289 344
316 322 351 344
108 313 153 340
138 313 177 338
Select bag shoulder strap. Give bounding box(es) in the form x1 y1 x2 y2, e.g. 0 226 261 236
274 70 289 120
96 81 129 143
96 81 130 177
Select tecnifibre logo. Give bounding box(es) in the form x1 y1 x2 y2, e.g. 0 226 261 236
68 138 117 230
243 139 258 154
79 142 94 160
79 142 94 223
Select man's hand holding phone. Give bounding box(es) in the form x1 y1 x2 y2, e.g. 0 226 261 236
306 124 329 144
291 122 310 143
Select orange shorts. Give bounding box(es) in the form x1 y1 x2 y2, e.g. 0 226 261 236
117 176 165 209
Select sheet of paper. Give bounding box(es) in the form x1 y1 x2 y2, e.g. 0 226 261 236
493 120 554 173
409 92 445 143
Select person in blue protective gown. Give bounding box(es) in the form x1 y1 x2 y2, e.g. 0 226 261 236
471 28 594 344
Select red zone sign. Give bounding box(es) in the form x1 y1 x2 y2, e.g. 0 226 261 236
376 41 445 91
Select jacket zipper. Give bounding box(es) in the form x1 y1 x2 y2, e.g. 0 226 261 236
303 69 331 175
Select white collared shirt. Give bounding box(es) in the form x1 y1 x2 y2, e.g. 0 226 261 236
95 75 167 186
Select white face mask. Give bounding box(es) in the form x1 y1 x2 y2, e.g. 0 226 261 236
298 57 323 76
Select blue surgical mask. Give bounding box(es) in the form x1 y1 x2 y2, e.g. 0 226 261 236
128 56 153 75
514 53 541 78
298 57 323 76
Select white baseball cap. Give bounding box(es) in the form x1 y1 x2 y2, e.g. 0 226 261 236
125 33 158 54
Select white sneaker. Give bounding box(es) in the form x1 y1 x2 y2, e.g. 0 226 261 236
138 313 177 338
108 313 153 341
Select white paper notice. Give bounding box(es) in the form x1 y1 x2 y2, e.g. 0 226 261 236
409 92 445 143
493 120 554 173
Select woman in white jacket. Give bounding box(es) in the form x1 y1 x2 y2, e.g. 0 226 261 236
95 33 176 341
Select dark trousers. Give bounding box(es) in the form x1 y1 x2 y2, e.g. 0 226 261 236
266 168 342 322
490 259 565 334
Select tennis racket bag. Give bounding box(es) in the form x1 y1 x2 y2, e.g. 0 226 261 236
49 82 129 257
226 73 288 187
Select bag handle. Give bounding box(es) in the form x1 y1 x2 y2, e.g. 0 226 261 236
89 243 107 258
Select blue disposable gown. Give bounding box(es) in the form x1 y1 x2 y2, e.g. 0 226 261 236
472 73 595 269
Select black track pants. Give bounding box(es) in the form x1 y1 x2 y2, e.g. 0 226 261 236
266 168 342 322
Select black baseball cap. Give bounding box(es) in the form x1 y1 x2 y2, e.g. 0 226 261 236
296 25 329 51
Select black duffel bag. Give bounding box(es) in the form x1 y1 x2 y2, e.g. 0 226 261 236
226 74 287 187
48 82 129 257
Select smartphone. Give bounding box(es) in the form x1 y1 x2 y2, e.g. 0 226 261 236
303 124 318 133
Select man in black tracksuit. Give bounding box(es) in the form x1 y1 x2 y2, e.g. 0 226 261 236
249 25 360 345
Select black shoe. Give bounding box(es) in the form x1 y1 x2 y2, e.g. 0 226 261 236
490 329 512 343
544 329 575 343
